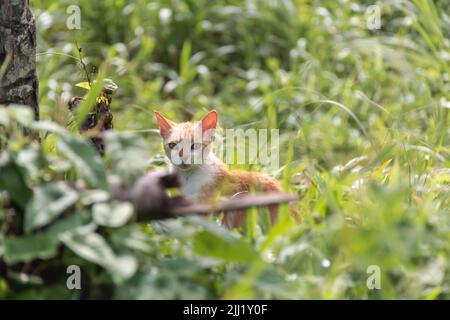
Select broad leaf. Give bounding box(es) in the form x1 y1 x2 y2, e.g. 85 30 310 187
56 134 108 189
193 229 258 263
60 231 137 284
16 145 45 180
31 120 68 136
3 233 60 265
60 231 114 265
0 105 34 127
115 271 177 300
0 153 33 207
25 182 79 233
93 201 134 228
3 212 91 265
104 131 150 184
109 225 157 254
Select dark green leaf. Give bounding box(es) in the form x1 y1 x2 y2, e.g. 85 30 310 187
0 235 4 257
11 283 80 300
193 230 258 263
0 153 32 207
3 212 91 265
3 233 60 264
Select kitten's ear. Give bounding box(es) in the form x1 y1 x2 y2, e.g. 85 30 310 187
200 110 218 132
155 111 175 138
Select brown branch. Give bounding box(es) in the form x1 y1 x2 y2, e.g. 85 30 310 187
170 192 299 216
107 171 299 222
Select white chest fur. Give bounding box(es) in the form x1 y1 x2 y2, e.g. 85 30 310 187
176 165 217 201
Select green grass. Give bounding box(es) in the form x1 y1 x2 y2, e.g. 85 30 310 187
0 0 448 299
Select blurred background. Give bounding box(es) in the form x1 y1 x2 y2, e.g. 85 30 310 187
33 0 449 170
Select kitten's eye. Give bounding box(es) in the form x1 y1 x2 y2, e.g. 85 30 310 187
168 142 177 149
191 143 202 150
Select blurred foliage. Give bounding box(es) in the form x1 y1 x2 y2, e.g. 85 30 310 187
0 0 449 299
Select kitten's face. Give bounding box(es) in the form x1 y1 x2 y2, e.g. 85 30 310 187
155 110 217 171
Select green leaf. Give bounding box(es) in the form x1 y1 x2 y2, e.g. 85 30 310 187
109 225 156 254
116 259 210 300
180 40 192 80
79 189 110 206
93 201 134 228
0 234 4 257
104 131 150 184
0 105 34 127
115 271 177 300
0 107 9 126
0 153 33 207
3 212 91 265
258 212 296 252
46 211 92 235
25 182 79 233
110 255 139 284
16 145 45 180
56 134 108 189
11 283 80 299
0 278 7 300
75 82 91 90
31 120 68 136
3 233 60 264
60 231 113 266
245 206 258 240
60 230 137 284
74 78 104 127
193 229 258 263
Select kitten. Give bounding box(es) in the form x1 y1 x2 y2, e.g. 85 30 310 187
155 110 299 228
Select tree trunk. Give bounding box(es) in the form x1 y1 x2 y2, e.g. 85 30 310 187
0 0 39 120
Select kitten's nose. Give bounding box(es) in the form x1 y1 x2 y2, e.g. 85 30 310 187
178 149 189 164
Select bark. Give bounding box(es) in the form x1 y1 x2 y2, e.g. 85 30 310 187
0 0 39 120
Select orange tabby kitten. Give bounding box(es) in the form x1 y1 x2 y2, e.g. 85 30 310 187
155 110 298 228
